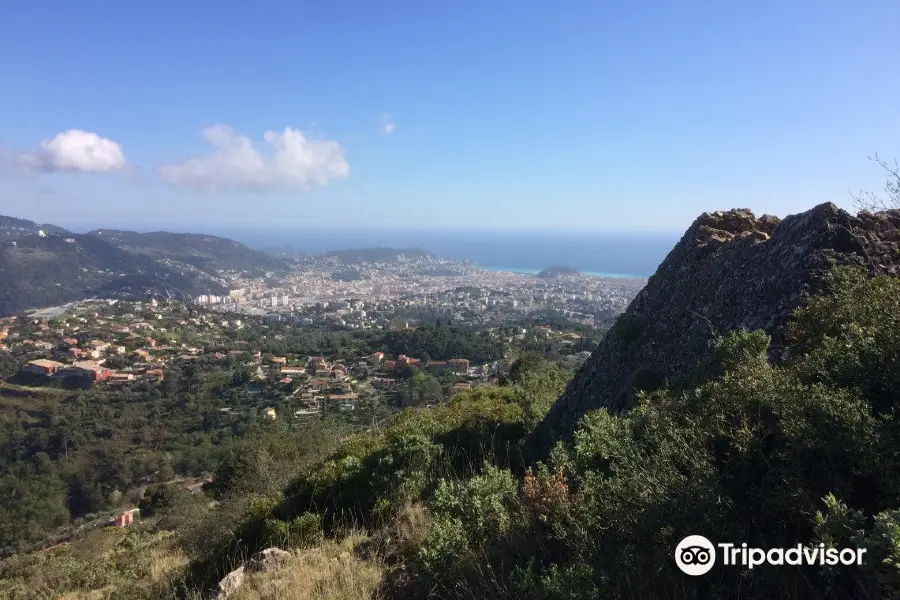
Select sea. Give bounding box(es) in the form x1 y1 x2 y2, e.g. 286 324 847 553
211 228 679 278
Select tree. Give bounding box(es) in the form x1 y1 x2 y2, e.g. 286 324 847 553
507 351 545 383
851 153 900 211
139 483 190 517
0 352 17 378
231 367 251 387
398 364 421 380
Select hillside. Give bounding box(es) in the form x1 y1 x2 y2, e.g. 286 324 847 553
88 229 290 276
0 215 293 315
0 233 224 315
0 215 71 241
542 202 900 435
537 265 580 278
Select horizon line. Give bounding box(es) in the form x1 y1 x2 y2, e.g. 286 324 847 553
58 222 685 237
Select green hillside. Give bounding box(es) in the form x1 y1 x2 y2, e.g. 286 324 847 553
88 229 290 276
0 233 223 315
0 214 290 316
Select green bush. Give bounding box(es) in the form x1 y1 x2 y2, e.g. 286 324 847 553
183 363 565 593
417 464 520 588
139 483 191 518
489 269 900 599
262 512 322 549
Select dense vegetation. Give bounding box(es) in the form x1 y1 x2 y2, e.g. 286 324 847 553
0 366 265 555
0 233 220 316
382 324 505 362
0 300 598 560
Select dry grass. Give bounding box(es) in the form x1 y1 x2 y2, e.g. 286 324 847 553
393 503 431 552
146 544 189 588
230 535 384 600
0 527 189 600
56 590 115 600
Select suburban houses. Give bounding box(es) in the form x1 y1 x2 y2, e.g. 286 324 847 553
2 297 582 427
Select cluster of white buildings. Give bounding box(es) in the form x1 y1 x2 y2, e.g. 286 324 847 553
192 252 648 329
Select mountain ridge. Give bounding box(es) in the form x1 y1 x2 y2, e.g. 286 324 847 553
542 202 900 436
0 215 289 316
0 231 224 316
87 228 290 276
0 215 72 240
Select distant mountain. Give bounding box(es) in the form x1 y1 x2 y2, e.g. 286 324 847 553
0 216 71 241
537 266 580 278
320 247 435 264
87 229 290 277
0 215 295 316
0 232 226 316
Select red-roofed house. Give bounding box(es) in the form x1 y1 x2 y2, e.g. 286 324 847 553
23 359 67 376
68 361 112 382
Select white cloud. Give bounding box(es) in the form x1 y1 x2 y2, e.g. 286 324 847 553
15 129 127 173
380 114 396 135
158 125 350 192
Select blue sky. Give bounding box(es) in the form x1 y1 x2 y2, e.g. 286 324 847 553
0 0 898 232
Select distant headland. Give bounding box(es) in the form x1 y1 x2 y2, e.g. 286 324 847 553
537 266 581 278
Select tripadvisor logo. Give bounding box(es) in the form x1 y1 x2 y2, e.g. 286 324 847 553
675 535 716 576
675 535 867 576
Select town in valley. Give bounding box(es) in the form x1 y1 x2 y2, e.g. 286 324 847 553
1 249 645 431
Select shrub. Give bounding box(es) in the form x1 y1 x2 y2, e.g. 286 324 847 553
139 483 191 518
522 464 569 523
417 464 520 587
263 512 322 549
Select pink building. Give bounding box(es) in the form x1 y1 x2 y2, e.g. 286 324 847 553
111 508 140 527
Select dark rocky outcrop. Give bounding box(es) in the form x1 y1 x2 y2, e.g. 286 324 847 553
542 202 900 436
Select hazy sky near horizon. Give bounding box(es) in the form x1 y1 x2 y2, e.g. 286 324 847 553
1 1 898 232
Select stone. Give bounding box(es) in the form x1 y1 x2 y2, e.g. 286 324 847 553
246 547 291 573
211 565 245 600
540 203 900 437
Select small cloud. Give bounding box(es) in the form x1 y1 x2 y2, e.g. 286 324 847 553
13 129 127 173
158 125 350 192
380 114 396 135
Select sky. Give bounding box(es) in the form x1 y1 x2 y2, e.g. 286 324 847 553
1 0 898 233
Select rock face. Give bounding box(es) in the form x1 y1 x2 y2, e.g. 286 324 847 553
542 202 900 436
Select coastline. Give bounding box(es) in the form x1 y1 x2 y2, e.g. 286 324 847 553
481 265 645 279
